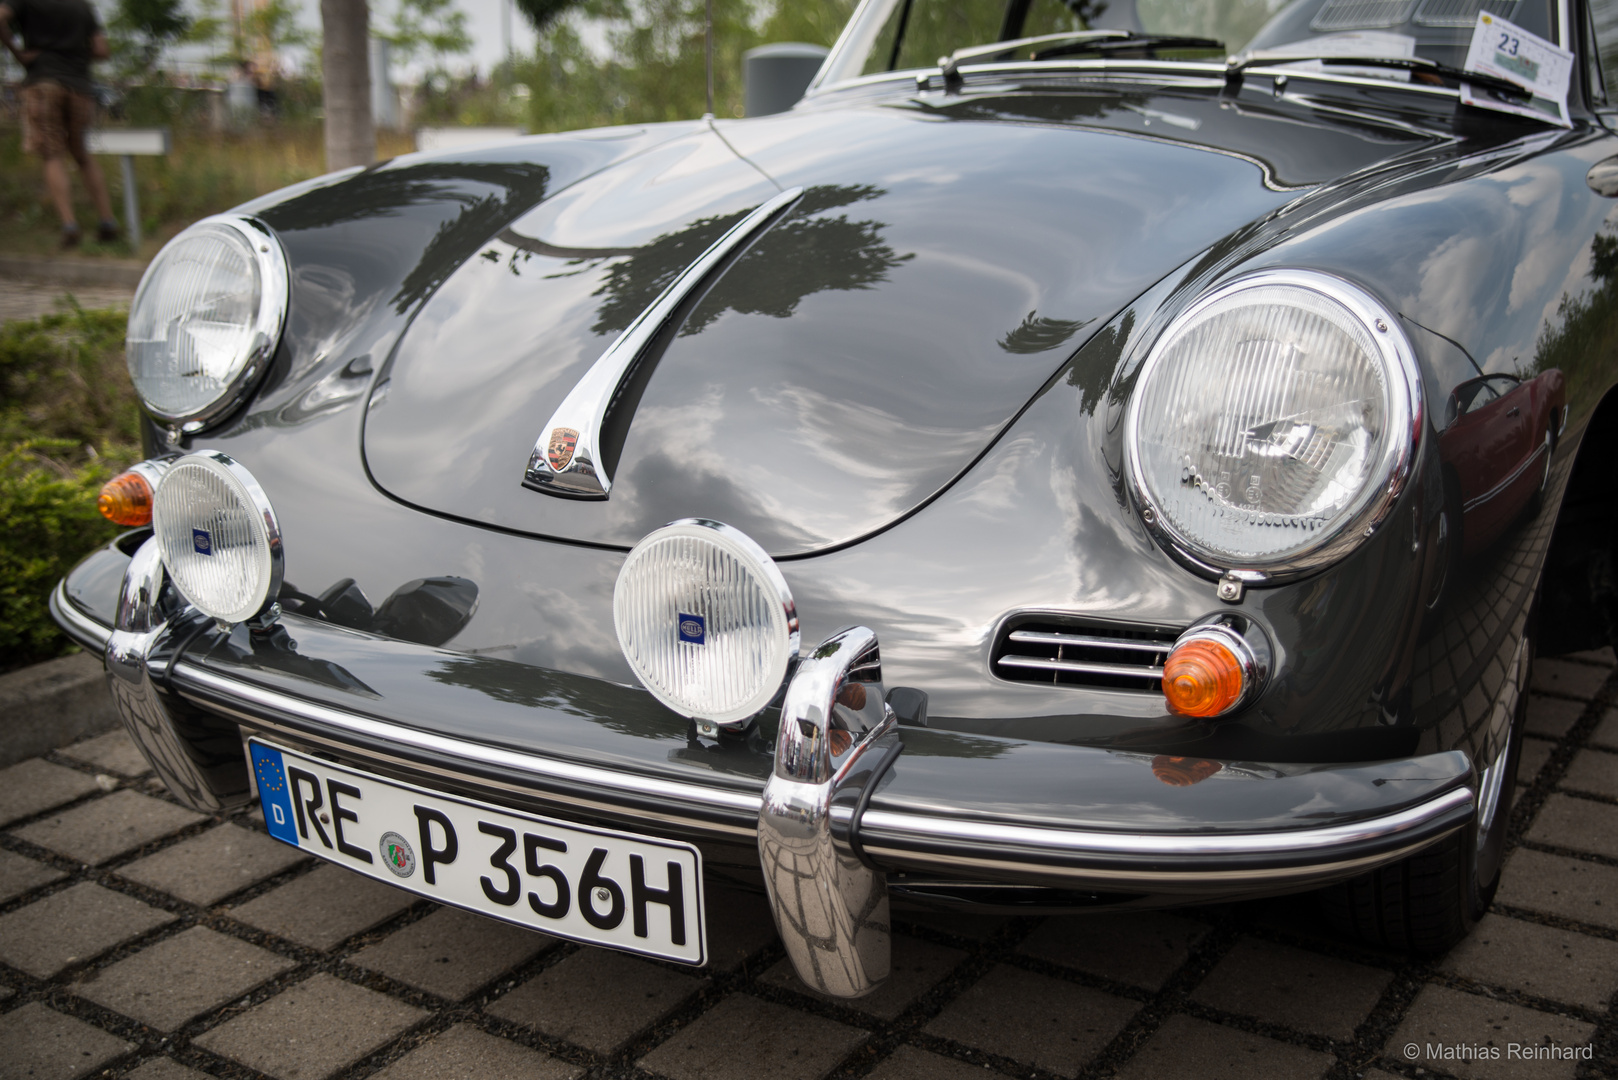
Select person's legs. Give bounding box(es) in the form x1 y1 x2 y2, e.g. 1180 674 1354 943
41 154 75 226
22 81 87 243
63 91 116 228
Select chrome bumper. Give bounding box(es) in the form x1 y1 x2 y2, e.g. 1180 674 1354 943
54 540 1478 1000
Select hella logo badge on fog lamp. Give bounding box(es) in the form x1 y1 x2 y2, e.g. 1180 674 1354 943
1162 615 1272 719
151 451 284 628
678 613 706 645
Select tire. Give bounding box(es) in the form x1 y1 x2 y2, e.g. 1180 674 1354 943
1319 638 1529 954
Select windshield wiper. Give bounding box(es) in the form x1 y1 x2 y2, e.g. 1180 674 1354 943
1225 52 1530 101
939 30 1130 83
1029 35 1224 61
938 30 1225 89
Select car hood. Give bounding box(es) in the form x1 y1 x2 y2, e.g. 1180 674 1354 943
362 88 1437 556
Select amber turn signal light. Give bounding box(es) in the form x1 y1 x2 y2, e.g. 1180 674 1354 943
1163 638 1245 717
97 470 154 527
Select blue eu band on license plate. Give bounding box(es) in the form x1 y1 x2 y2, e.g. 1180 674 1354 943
247 740 706 965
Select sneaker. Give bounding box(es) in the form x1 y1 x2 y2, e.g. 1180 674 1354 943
96 220 120 243
61 224 81 248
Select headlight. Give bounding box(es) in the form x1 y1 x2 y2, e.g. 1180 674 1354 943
1125 269 1419 579
614 520 799 726
127 214 288 430
152 451 283 625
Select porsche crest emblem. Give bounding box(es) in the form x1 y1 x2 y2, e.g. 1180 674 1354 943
547 427 579 472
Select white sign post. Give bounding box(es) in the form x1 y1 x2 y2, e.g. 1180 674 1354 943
86 128 171 253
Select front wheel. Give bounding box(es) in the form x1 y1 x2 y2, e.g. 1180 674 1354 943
1319 638 1529 953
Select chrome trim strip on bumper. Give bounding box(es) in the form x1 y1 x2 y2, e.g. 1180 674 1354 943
58 575 1477 896
172 662 762 823
174 656 1471 880
861 785 1474 860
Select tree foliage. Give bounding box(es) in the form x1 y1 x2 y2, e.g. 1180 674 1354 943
383 0 473 68
110 0 190 72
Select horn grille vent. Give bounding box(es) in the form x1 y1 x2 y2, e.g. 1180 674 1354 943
992 618 1180 691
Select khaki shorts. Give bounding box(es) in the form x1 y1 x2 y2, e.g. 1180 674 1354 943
21 80 95 159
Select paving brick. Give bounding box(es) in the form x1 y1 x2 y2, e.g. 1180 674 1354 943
895 910 1010 942
1391 984 1595 1080
488 945 704 1053
761 933 965 1020
372 1024 581 1080
60 730 152 777
1559 748 1618 798
351 906 554 1000
1018 911 1208 991
1561 647 1615 666
1530 659 1609 699
0 759 100 827
75 925 297 1030
1525 696 1584 739
639 994 863 1080
0 1001 134 1080
1525 794 1618 858
119 823 310 906
868 1045 1001 1080
194 972 428 1079
923 965 1138 1077
1592 710 1618 750
0 847 66 903
1441 913 1618 1010
228 863 415 951
124 1059 215 1080
702 883 779 971
0 881 174 977
1517 737 1554 789
1117 1014 1332 1079
1190 937 1390 1039
11 789 205 865
1497 849 1618 929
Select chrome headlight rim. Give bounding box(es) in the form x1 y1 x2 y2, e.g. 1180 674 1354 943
151 450 285 625
614 518 800 726
128 213 290 432
1123 268 1422 585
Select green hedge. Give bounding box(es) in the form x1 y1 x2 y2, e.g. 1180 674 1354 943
0 306 141 671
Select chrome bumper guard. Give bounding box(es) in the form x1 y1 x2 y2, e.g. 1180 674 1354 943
57 540 1479 1001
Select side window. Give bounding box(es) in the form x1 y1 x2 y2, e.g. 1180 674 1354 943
1592 0 1618 107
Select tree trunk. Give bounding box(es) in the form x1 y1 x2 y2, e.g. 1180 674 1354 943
321 0 374 171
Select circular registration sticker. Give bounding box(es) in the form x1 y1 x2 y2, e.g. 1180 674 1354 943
379 831 416 878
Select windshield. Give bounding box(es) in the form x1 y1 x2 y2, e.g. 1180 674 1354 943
817 0 1560 87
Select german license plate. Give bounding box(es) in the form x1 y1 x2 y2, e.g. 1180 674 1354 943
247 740 706 965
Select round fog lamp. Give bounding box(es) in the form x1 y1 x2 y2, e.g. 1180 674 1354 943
614 520 799 725
151 451 283 624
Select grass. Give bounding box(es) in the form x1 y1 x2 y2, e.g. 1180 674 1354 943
0 121 416 260
0 304 140 671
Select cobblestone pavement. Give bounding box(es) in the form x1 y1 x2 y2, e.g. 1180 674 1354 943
0 281 134 325
2 653 1616 1080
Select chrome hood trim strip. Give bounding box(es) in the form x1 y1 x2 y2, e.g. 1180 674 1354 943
522 185 804 500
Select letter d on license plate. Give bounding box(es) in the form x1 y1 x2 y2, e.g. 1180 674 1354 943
249 740 706 965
